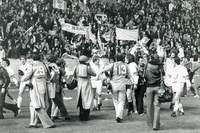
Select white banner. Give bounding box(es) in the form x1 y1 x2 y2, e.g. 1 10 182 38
53 0 66 10
49 30 57 36
60 21 89 35
116 28 139 41
0 0 2 5
182 1 192 10
25 0 32 2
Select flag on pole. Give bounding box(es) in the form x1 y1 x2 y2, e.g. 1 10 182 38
97 30 103 50
53 0 66 10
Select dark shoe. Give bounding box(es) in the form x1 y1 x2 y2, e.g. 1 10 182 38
127 102 134 116
51 116 59 122
64 116 71 120
0 115 4 119
25 125 39 128
47 125 56 128
179 112 184 116
93 107 98 111
153 128 159 131
170 103 174 110
116 117 122 123
14 107 19 117
171 112 176 117
97 103 102 111
37 119 41 124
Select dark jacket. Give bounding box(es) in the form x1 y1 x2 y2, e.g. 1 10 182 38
0 66 10 89
145 53 163 87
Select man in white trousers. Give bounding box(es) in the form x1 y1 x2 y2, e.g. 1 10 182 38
17 55 32 114
21 53 55 128
101 54 131 123
90 56 103 110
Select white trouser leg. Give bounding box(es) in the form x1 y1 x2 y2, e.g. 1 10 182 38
96 80 102 105
178 103 184 112
17 81 28 108
173 83 184 113
51 101 59 117
29 102 38 126
112 90 126 119
112 91 119 118
36 108 54 128
93 88 98 108
126 88 133 102
117 90 126 119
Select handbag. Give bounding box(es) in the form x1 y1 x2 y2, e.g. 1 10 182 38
158 67 173 103
67 78 77 90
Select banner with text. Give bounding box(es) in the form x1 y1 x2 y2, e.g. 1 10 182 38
116 28 138 41
53 0 66 10
60 22 89 35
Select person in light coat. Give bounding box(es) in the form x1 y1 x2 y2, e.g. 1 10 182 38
74 55 96 121
171 57 191 117
21 53 55 128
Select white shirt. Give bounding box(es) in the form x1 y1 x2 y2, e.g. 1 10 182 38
172 65 188 83
157 45 165 57
0 49 5 59
19 62 32 76
5 66 15 77
164 58 176 86
128 62 139 84
90 61 102 81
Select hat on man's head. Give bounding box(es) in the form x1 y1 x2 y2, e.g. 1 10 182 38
79 55 89 63
56 58 65 66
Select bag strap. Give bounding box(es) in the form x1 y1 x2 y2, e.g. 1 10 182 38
110 63 114 79
159 64 165 83
42 62 51 80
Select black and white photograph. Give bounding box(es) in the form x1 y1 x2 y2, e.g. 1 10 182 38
0 0 200 132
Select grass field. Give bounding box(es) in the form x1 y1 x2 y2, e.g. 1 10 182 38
2 58 200 133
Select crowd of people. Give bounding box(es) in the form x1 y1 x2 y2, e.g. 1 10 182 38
0 0 200 60
0 42 199 131
0 0 200 131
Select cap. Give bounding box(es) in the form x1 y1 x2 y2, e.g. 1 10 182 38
79 55 89 62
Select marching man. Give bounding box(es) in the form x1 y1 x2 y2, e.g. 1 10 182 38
100 54 131 123
21 53 55 128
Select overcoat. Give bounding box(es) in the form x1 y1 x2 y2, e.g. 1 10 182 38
22 61 48 109
75 63 96 109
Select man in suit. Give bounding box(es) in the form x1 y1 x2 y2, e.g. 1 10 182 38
0 59 18 119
